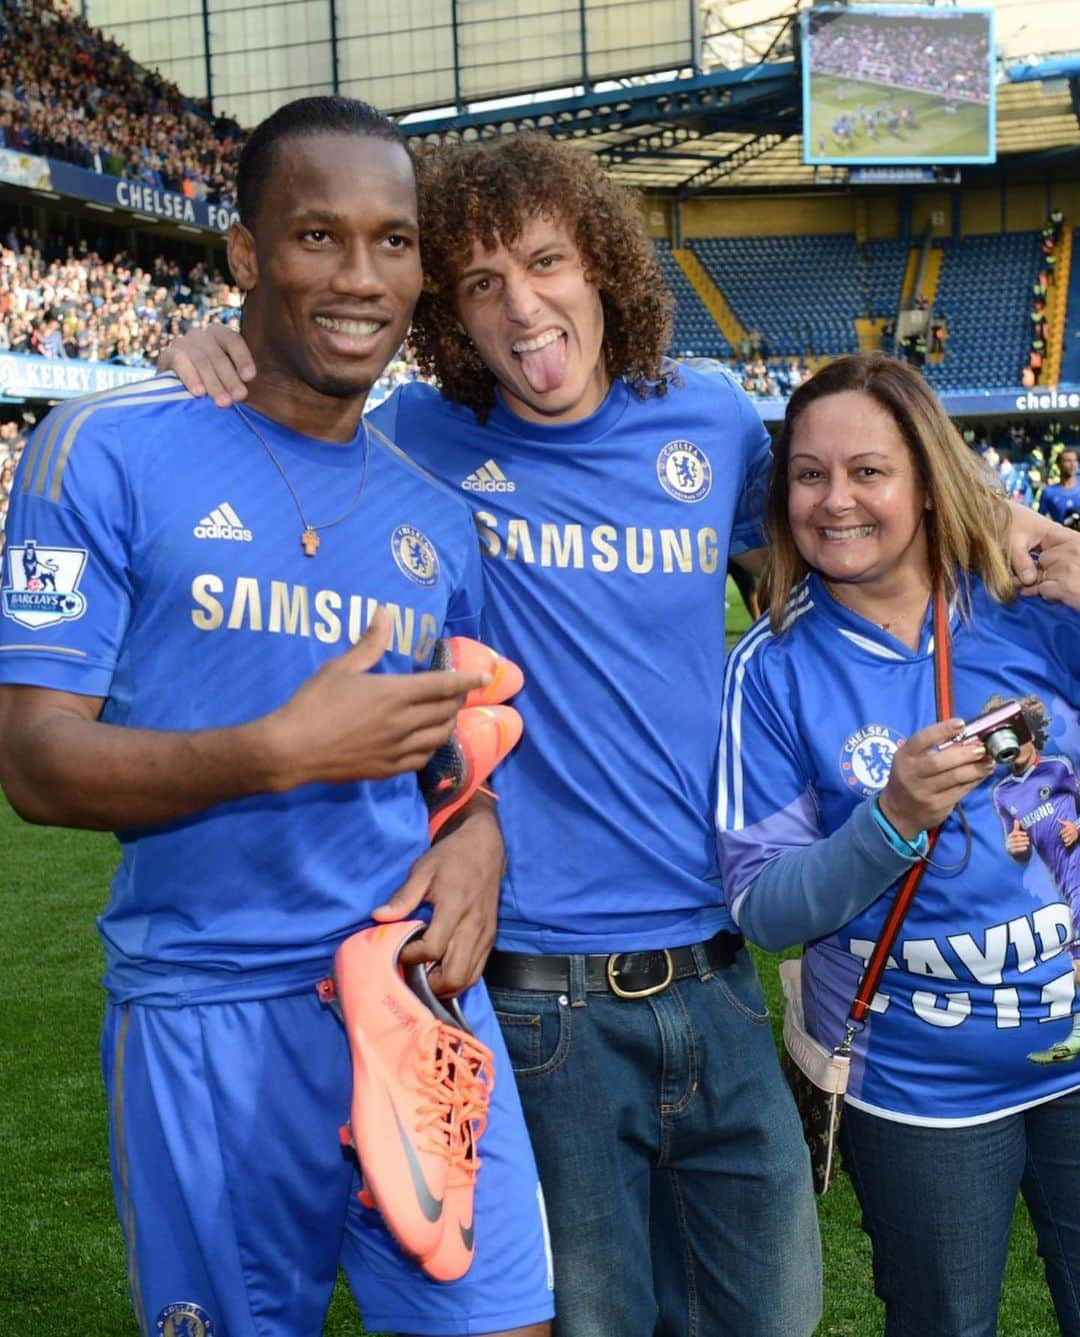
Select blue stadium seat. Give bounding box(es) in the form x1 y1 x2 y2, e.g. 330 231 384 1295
924 231 1040 391
653 239 730 359
654 230 1038 389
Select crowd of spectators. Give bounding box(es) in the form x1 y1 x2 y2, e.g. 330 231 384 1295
0 226 242 366
0 0 241 205
966 419 1080 516
1020 211 1065 388
0 410 34 545
809 13 990 102
735 356 812 399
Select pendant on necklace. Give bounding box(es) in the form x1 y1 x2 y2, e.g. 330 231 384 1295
301 529 320 557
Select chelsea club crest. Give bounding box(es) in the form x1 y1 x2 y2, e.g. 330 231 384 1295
156 1300 214 1336
656 440 712 503
391 525 440 587
840 724 905 797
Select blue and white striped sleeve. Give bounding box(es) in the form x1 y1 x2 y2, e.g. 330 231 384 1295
716 622 916 951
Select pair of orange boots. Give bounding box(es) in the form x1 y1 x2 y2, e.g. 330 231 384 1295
329 639 523 1281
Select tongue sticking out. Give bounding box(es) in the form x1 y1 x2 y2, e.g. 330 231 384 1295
517 334 567 394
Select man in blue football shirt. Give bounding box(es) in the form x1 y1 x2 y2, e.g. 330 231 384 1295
163 132 1064 1337
0 99 553 1337
1040 447 1080 529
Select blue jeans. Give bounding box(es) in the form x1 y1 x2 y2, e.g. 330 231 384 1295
841 1091 1080 1337
487 945 822 1337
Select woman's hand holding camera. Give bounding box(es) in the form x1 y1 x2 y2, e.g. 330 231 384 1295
877 719 995 840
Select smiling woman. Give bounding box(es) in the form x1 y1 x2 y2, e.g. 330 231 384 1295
762 353 1015 635
718 354 1080 1337
785 389 932 633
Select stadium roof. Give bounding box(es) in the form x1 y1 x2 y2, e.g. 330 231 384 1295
400 1 1080 194
577 73 1080 193
91 0 1080 196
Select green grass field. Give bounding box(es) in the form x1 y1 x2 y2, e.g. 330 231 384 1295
807 74 991 161
0 581 1058 1332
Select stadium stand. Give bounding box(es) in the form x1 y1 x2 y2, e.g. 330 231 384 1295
689 234 868 357
0 0 240 204
1061 228 1080 387
861 238 912 324
652 238 730 359
0 229 241 365
654 229 1045 398
923 231 1042 393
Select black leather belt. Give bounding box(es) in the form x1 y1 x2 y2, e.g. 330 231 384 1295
484 930 744 1000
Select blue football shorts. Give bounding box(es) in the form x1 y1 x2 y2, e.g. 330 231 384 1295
101 981 554 1336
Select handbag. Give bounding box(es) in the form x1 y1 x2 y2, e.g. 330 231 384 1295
780 575 954 1195
780 957 849 1194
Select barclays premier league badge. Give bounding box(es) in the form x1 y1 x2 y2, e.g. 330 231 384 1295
656 440 712 503
2 540 88 629
840 724 905 797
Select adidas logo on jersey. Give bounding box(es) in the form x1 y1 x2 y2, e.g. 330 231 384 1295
194 502 253 542
461 460 516 493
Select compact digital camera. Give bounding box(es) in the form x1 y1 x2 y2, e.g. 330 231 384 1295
940 700 1032 765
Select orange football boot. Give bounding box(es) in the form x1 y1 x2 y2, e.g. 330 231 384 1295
420 703 523 839
419 1036 493 1280
430 636 524 707
405 961 494 1282
333 920 458 1260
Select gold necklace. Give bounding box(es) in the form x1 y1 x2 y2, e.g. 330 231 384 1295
234 404 370 557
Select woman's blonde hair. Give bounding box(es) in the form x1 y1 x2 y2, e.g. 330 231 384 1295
763 354 1014 630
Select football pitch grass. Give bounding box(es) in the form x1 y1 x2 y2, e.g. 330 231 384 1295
0 584 1057 1333
806 74 991 162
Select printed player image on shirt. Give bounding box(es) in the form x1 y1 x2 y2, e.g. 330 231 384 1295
717 574 1080 1127
986 691 1080 1064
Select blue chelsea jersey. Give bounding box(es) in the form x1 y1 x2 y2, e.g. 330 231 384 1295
1039 483 1080 527
718 573 1080 1124
0 377 483 1003
370 360 771 952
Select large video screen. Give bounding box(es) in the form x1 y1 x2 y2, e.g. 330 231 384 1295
802 6 995 166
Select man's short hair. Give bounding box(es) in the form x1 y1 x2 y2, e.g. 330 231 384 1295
236 96 409 230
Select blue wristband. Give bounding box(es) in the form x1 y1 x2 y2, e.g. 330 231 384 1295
871 796 929 858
